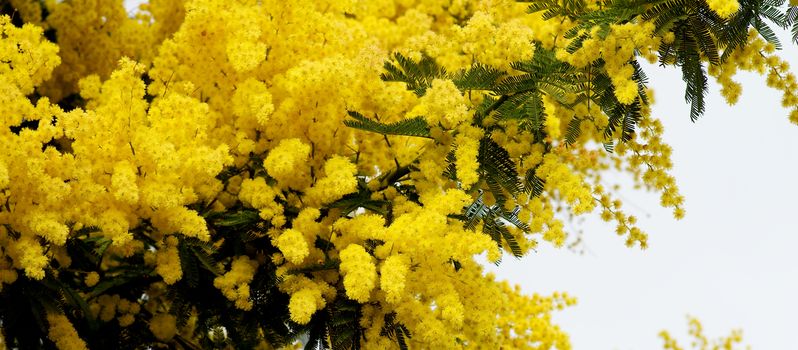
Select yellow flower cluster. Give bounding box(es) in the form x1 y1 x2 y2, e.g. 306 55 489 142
660 317 746 350
409 79 470 129
304 156 359 207
84 271 100 287
149 313 178 341
46 314 88 350
536 153 595 215
275 229 310 265
557 22 660 104
155 237 182 285
706 0 741 18
0 0 786 347
454 133 480 189
339 244 378 303
288 287 323 325
379 253 409 304
238 177 284 225
263 138 312 190
90 294 141 327
214 256 258 310
40 0 157 100
713 30 798 125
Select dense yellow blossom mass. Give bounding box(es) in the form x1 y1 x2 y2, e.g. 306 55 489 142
0 0 789 348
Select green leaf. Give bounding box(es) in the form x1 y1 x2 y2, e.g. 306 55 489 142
190 245 222 276
452 63 507 91
565 117 582 146
344 111 432 138
381 52 447 96
215 210 260 227
479 138 521 204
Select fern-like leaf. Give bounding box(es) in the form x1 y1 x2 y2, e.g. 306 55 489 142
344 111 432 138
381 52 447 96
452 63 506 91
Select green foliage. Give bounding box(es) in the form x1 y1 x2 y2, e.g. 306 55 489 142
381 52 447 96
381 313 411 350
344 111 433 138
787 5 798 43
452 63 507 91
521 0 590 20
478 137 522 205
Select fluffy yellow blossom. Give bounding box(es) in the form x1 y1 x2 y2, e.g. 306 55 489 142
459 11 536 68
380 254 409 303
238 177 284 224
454 134 480 189
304 156 359 206
232 78 274 126
660 317 746 350
10 237 49 280
339 244 377 303
155 239 182 284
98 209 133 246
117 314 135 327
0 0 784 348
84 272 100 287
288 287 323 324
46 314 88 350
334 214 387 242
111 161 140 205
410 79 470 129
149 313 177 341
0 15 61 95
93 294 120 322
0 161 9 189
151 206 210 241
275 229 310 265
536 153 595 214
263 138 312 190
214 256 258 310
707 0 740 18
27 212 69 245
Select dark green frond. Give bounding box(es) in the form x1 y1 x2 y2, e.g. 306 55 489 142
523 166 546 198
344 111 432 138
381 52 447 96
452 63 507 91
565 117 582 146
479 138 522 202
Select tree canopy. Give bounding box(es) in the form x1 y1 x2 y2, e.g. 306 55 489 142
0 0 794 348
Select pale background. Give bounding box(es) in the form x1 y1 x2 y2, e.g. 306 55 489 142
123 1 798 348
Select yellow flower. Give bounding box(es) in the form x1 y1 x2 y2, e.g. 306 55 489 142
263 138 312 190
46 313 88 350
339 244 377 303
288 287 322 324
380 254 409 303
155 242 182 285
304 156 358 206
149 313 177 341
275 229 310 265
213 256 258 310
233 78 274 126
84 272 100 287
454 134 480 189
706 0 740 18
410 79 470 129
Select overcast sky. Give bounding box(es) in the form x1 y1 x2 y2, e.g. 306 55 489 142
123 1 798 348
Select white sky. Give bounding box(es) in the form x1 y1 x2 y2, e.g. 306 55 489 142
123 1 798 348
489 34 798 350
